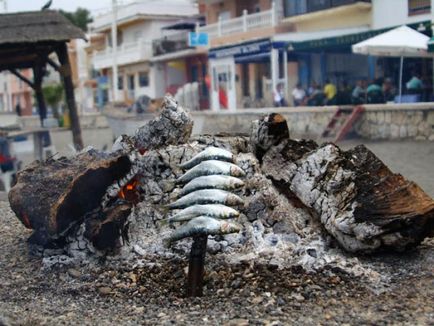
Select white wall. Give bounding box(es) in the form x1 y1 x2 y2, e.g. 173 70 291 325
372 0 433 29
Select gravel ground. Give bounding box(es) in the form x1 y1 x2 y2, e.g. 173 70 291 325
0 199 433 325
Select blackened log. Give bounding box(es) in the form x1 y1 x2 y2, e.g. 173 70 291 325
9 150 131 240
250 113 290 161
261 140 434 253
133 95 193 151
84 203 132 251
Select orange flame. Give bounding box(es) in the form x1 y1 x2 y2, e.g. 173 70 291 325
119 179 140 203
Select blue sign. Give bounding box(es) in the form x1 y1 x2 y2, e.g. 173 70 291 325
188 32 209 47
209 39 271 59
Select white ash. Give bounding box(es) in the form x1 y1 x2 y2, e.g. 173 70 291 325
38 140 385 284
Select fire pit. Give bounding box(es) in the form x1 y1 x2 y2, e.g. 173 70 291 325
8 95 434 298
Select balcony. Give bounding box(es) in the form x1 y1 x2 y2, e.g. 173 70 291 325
153 31 191 56
93 39 152 70
90 1 198 32
197 6 277 39
284 0 371 17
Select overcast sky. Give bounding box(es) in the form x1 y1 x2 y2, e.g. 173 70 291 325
4 0 114 14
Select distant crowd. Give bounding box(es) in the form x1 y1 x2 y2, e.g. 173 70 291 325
274 71 427 107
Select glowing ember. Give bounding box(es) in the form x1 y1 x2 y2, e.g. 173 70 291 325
118 179 140 203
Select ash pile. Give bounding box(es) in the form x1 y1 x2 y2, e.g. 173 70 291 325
8 95 434 280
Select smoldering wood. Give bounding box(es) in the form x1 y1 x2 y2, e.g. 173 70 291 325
84 203 132 251
250 113 290 161
132 96 193 151
261 138 434 252
8 151 132 242
7 101 434 265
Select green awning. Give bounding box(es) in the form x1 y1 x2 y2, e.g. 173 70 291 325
288 28 389 52
429 37 434 53
287 21 432 53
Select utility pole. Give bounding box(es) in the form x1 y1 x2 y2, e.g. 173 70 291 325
0 0 7 13
111 0 119 102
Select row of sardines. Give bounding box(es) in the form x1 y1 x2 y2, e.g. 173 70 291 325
165 147 245 244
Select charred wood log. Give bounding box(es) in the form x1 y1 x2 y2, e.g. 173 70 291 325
133 95 193 151
261 140 434 253
84 203 132 251
9 150 132 242
250 113 290 161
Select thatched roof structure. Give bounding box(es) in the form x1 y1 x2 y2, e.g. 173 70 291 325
0 10 85 46
0 10 85 149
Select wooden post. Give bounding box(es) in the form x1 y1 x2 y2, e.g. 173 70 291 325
33 64 47 127
33 131 44 161
186 235 208 297
56 42 84 150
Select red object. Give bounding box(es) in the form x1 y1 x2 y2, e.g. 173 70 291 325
219 88 228 109
322 106 365 142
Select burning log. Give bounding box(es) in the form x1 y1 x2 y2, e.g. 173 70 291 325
9 150 132 245
132 95 193 152
6 99 434 288
256 116 434 253
84 203 132 251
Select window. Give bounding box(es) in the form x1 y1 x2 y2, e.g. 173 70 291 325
408 0 431 15
138 72 149 87
117 76 123 90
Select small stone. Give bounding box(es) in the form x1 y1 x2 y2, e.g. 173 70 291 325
291 293 305 302
67 268 81 278
129 273 138 283
251 296 263 304
226 318 249 326
98 287 112 295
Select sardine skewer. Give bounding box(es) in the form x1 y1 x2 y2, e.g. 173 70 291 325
176 160 245 184
179 175 244 197
180 146 234 169
164 204 240 224
167 189 244 210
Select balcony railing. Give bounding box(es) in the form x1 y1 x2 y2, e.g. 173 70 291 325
197 4 277 39
153 31 191 56
284 0 371 17
93 39 152 70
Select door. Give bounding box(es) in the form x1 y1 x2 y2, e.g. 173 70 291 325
127 74 135 101
210 57 236 111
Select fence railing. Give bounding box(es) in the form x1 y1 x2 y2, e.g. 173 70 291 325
93 39 152 69
197 4 277 39
153 31 191 56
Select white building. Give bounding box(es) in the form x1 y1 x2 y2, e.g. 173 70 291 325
89 0 198 103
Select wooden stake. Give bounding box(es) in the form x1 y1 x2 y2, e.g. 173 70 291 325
186 235 208 297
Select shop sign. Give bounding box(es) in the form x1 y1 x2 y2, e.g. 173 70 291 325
188 32 209 47
209 40 271 59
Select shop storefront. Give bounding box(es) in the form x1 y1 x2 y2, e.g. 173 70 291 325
208 39 287 110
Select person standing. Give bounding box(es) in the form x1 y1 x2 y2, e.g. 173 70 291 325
291 83 306 107
274 83 287 107
15 103 22 117
323 79 337 105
